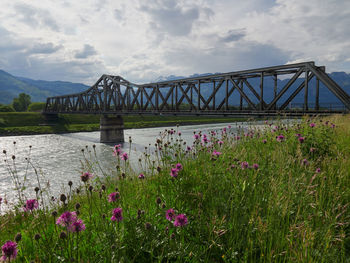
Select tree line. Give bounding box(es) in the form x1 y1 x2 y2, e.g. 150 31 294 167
0 93 46 112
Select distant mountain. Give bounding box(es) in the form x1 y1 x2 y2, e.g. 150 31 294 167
0 70 89 104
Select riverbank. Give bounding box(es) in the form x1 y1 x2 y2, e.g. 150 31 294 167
0 112 250 136
0 114 348 262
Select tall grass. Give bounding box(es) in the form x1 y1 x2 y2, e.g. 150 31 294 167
0 115 349 262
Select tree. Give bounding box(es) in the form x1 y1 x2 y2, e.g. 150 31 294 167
12 93 31 112
27 102 46 112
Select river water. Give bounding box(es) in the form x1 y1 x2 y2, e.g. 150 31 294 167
0 122 253 208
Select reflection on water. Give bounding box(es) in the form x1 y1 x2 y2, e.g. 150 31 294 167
0 121 254 207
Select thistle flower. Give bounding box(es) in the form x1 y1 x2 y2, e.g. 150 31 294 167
166 209 176 221
121 152 128 161
276 135 285 142
315 168 321 173
194 134 200 140
56 211 78 227
1 241 17 261
175 163 183 171
138 173 145 179
298 136 305 143
241 161 249 169
108 192 120 202
310 123 315 128
68 219 86 232
24 199 39 211
302 158 309 166
252 163 259 170
212 150 222 156
170 168 178 178
173 214 188 227
262 139 267 144
111 207 123 222
218 140 224 145
81 172 93 182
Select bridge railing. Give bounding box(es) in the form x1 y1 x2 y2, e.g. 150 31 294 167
44 61 350 115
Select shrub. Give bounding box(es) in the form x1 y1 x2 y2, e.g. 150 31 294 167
27 102 46 112
0 105 15 112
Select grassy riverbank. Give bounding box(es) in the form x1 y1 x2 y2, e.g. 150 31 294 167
0 115 349 262
0 112 248 136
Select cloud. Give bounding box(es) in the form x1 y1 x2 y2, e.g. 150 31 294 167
14 3 60 32
75 44 97 59
28 43 63 54
220 29 246 43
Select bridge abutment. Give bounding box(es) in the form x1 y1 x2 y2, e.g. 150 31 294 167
100 115 124 143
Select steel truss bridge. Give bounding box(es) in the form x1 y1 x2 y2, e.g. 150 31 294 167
44 61 350 116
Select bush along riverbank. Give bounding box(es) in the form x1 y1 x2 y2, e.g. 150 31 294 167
0 112 248 136
0 115 349 262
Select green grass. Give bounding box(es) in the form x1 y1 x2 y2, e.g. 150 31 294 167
0 112 248 135
0 115 349 262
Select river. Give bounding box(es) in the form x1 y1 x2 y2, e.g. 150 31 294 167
1 122 256 208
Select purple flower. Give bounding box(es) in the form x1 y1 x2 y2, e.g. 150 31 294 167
262 139 267 144
331 124 336 128
315 168 321 173
194 134 200 140
173 214 188 227
1 241 17 261
108 192 120 202
310 123 315 128
228 125 231 129
111 207 123 222
235 136 241 140
121 152 128 161
276 135 285 142
138 173 145 179
218 140 224 146
298 137 305 143
56 211 78 227
175 163 183 171
310 147 316 153
178 132 182 136
252 163 259 170
212 150 222 156
81 172 93 182
113 148 121 156
187 146 192 151
241 161 249 170
24 199 39 211
166 209 176 221
170 168 178 178
68 219 86 232
302 158 309 166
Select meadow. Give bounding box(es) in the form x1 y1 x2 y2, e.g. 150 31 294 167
0 115 349 262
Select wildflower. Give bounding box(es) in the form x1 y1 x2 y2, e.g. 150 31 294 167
194 134 200 140
34 234 41 241
331 124 336 128
234 136 241 140
310 123 316 128
178 132 182 136
252 163 259 170
170 168 178 178
81 172 93 182
138 173 145 179
228 125 231 129
24 199 39 211
108 192 120 202
121 152 128 161
212 150 222 157
315 168 321 173
187 146 192 151
173 214 188 227
218 140 224 146
310 147 316 153
302 159 309 166
111 207 123 222
276 135 285 142
175 163 183 171
59 231 67 239
262 139 267 144
298 137 305 143
68 219 86 232
1 241 17 261
241 161 249 169
14 233 21 243
145 222 152 230
56 211 78 227
166 209 176 221
113 148 121 156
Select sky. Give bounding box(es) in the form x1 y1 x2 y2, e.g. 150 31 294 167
0 0 349 85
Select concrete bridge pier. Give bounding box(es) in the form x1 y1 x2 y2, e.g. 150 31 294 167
100 115 124 143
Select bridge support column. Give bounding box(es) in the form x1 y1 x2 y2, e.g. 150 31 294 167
100 115 124 143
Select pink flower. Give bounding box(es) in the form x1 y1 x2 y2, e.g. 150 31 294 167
228 125 231 129
173 214 188 227
111 207 123 222
252 163 259 170
235 136 241 140
310 147 316 153
194 134 200 140
298 137 305 143
276 135 285 142
315 168 321 173
170 168 178 178
1 241 17 261
166 209 176 221
218 140 224 146
262 139 267 144
108 192 120 202
24 199 39 211
121 152 128 161
138 173 145 179
68 219 86 232
310 123 315 128
56 211 78 227
241 161 249 169
81 172 93 182
212 150 222 156
175 163 183 171
302 159 309 166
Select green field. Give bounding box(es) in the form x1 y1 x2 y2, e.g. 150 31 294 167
0 114 349 262
0 112 248 135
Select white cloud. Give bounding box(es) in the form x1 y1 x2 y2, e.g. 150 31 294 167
0 0 349 85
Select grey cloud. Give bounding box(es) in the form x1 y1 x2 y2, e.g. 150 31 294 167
14 3 59 32
114 8 125 21
75 44 97 59
220 29 246 43
28 43 62 54
140 0 200 36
